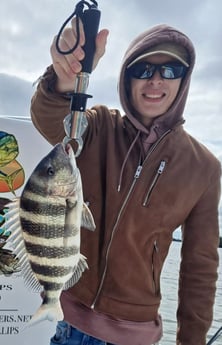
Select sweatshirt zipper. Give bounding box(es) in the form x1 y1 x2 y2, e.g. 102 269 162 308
91 162 141 309
91 129 171 309
152 240 159 295
143 160 166 206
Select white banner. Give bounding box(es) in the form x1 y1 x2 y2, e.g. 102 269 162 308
0 117 57 345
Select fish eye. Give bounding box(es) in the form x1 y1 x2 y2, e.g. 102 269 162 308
47 166 55 176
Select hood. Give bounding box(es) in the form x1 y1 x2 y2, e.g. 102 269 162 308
118 24 196 133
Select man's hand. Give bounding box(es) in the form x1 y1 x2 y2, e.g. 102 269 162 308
50 18 109 93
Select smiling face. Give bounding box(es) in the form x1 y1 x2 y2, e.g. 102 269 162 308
129 54 183 127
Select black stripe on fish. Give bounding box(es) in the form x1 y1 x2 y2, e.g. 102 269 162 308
39 281 63 292
30 262 73 277
20 218 65 238
20 197 66 216
25 242 79 258
42 296 59 305
20 219 80 238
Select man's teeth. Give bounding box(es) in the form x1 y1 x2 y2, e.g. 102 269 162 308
145 94 162 99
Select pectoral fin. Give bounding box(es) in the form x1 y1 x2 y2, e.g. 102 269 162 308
81 203 96 231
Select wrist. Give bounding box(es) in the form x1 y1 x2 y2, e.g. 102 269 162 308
55 78 75 93
39 65 73 100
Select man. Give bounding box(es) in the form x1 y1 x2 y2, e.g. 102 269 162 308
31 22 221 345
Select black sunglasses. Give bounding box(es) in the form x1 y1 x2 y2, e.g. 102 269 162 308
127 61 188 80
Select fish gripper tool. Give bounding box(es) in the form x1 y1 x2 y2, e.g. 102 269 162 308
56 0 101 156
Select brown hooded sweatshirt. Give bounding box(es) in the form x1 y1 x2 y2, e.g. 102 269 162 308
31 24 221 345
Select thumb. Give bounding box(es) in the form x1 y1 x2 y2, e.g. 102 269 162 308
93 29 109 70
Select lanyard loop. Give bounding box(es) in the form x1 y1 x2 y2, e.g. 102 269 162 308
55 0 99 56
56 0 100 74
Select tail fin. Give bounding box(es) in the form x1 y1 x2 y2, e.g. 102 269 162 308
25 302 64 328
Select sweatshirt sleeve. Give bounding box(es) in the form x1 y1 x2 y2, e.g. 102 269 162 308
31 65 71 145
176 161 221 345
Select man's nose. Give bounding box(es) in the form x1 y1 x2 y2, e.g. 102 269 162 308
148 69 163 83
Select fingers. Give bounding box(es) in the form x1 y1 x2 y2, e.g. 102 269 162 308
50 16 109 92
51 23 85 70
70 17 85 46
50 20 86 91
51 33 84 75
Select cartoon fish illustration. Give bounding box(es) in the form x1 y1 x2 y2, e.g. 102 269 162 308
0 131 19 166
0 131 25 194
4 143 95 326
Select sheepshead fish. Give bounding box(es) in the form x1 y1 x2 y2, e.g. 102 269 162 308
4 143 95 326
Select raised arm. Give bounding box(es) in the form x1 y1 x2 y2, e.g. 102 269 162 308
31 18 108 145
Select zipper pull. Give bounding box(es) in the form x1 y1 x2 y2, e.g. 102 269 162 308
158 160 166 174
154 240 159 252
134 165 142 178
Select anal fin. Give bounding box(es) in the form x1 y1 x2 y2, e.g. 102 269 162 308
63 254 88 290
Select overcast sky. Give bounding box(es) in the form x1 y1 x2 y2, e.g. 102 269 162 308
0 0 222 157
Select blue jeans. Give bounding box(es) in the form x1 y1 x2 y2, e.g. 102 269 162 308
50 321 115 345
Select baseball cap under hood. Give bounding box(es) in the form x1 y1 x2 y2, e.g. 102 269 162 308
118 24 196 132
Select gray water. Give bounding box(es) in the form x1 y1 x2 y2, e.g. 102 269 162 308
159 241 222 345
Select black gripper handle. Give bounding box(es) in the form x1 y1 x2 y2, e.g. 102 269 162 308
81 8 101 73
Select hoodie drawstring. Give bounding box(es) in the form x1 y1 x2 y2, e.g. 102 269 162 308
117 123 164 192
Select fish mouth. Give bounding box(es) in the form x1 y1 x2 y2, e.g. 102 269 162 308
64 142 72 155
62 142 74 160
62 142 77 172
